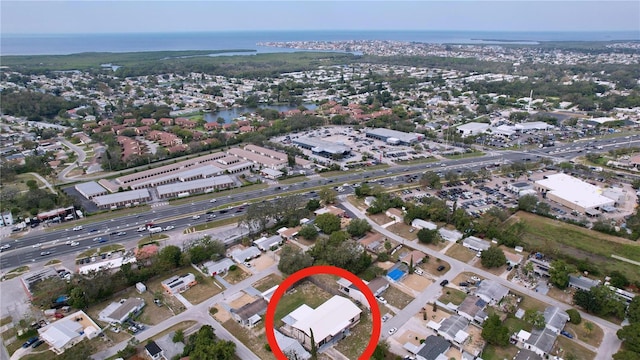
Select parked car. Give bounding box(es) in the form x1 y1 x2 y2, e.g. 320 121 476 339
560 330 573 339
377 296 388 305
439 279 449 286
388 327 397 335
31 340 45 348
459 282 469 287
22 337 39 348
437 265 446 272
163 226 175 231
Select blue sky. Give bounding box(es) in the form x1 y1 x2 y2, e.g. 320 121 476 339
2 1 639 34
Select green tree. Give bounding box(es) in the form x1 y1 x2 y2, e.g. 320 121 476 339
524 309 546 329
173 329 185 343
158 245 182 270
278 244 313 275
305 199 321 212
549 259 572 289
481 313 510 346
566 309 582 325
617 323 640 353
574 286 626 318
347 218 372 237
518 194 538 212
298 225 318 240
613 350 640 360
627 296 640 324
417 228 438 244
420 171 441 189
314 213 341 234
318 188 337 204
480 246 506 268
609 271 630 289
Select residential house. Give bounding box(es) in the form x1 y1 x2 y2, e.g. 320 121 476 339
543 306 569 334
401 250 427 266
175 117 197 129
230 246 261 264
568 275 601 291
279 226 300 241
438 228 463 242
314 205 346 218
144 341 164 360
202 258 235 276
274 330 311 360
475 280 509 305
98 298 145 324
456 295 488 324
161 273 197 295
254 235 282 251
517 328 558 358
411 219 437 230
38 311 101 354
283 296 361 349
415 335 451 360
141 118 156 126
230 298 268 327
385 208 404 222
427 314 470 348
357 232 384 253
462 236 491 253
337 277 389 308
159 118 174 126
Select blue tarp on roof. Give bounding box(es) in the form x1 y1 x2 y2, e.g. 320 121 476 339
387 268 405 281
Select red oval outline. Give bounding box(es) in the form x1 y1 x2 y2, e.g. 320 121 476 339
264 265 381 359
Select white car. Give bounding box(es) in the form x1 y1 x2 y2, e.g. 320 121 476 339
163 226 175 231
377 296 388 305
192 215 201 220
209 199 217 203
72 226 83 231
388 327 397 335
70 242 80 247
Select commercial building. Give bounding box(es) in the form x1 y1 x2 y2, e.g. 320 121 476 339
283 295 361 349
293 137 351 158
227 147 287 169
161 273 197 295
130 164 223 189
99 298 145 324
38 310 101 354
456 122 490 137
365 128 423 145
155 175 235 199
92 189 151 209
534 173 615 213
75 181 108 199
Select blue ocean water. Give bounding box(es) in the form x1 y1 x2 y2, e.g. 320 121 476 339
1 30 638 56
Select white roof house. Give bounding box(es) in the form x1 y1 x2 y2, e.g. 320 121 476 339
462 236 491 252
283 295 361 347
438 228 463 242
38 310 101 354
534 173 615 213
202 258 235 276
253 235 282 251
230 246 262 263
78 256 137 275
411 219 437 230
98 298 145 324
476 280 509 304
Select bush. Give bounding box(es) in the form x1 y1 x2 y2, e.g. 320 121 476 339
264 343 271 352
567 309 582 324
229 264 237 271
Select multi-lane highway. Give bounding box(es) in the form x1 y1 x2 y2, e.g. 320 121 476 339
1 133 637 270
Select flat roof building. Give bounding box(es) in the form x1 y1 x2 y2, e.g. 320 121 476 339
365 128 423 145
293 137 351 158
92 189 151 209
155 175 235 199
227 147 286 169
75 181 108 199
535 173 615 213
457 122 490 137
283 295 361 349
161 273 197 295
253 235 282 251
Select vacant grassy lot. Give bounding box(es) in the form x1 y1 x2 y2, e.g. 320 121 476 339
182 276 223 304
384 285 414 309
387 222 418 241
188 216 240 232
565 321 603 348
252 274 283 292
369 213 394 226
509 211 640 283
273 281 333 327
445 243 476 263
137 235 167 247
0 317 12 326
278 176 309 184
481 344 519 360
223 266 251 284
554 336 596 360
510 291 549 312
443 152 485 159
334 313 373 360
221 319 274 360
438 288 467 306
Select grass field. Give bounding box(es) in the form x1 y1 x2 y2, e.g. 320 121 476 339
273 281 333 327
384 286 414 309
565 321 604 348
445 243 476 263
481 344 519 360
443 152 485 159
182 276 223 304
334 313 373 360
554 336 596 360
278 176 309 184
438 288 467 306
252 274 283 292
508 211 640 283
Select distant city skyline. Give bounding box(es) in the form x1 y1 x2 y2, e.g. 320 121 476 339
2 1 639 35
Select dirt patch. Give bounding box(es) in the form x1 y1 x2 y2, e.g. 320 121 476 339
396 329 423 347
229 293 257 309
251 253 275 271
212 305 231 323
387 222 418 241
463 325 485 355
385 285 415 309
402 273 432 292
222 266 251 284
420 258 451 278
445 243 476 263
376 261 396 271
181 277 223 305
369 213 394 225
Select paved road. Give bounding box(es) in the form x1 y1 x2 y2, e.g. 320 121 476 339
340 201 622 360
58 139 87 181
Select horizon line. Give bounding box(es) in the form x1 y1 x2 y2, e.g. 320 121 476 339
3 29 639 36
